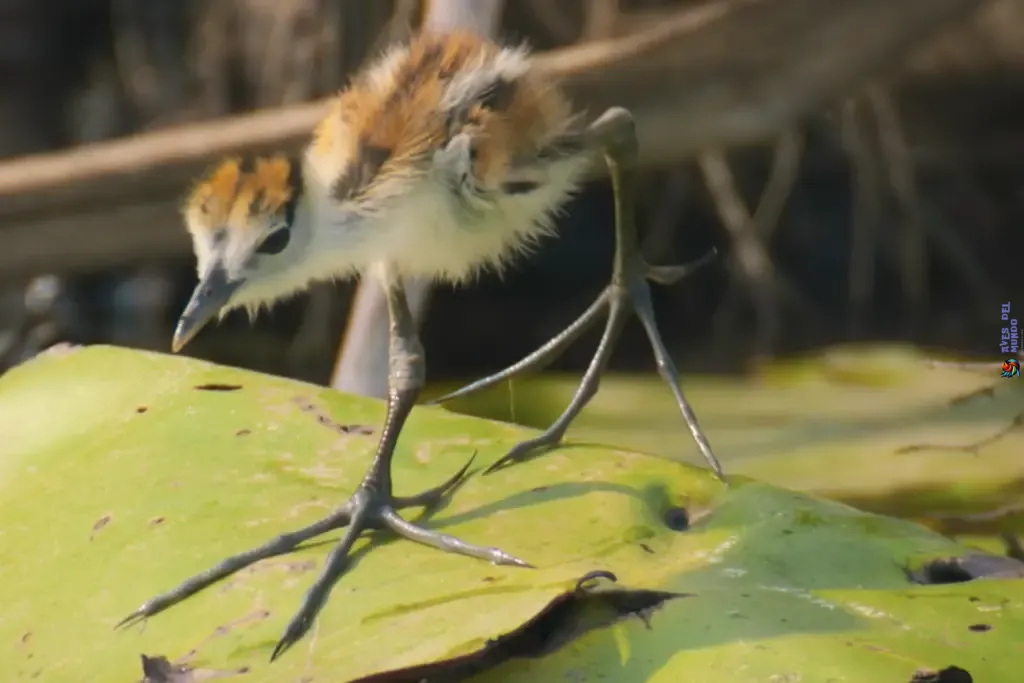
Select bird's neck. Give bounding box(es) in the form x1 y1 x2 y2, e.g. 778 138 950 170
292 161 368 281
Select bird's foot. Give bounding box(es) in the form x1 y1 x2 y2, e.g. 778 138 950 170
116 453 531 661
430 249 723 478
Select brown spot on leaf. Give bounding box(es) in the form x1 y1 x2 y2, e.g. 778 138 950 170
235 429 251 437
219 559 317 594
967 623 991 632
90 514 112 540
149 517 166 528
639 543 655 554
287 560 317 574
194 383 242 392
136 406 148 414
19 631 31 646
211 609 272 638
293 396 374 435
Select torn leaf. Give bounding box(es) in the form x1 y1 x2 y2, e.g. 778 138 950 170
346 570 690 683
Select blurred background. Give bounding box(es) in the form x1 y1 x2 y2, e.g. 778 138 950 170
0 0 1020 382
0 0 1021 550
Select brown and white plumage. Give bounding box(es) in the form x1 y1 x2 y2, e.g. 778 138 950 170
176 32 591 348
304 31 585 281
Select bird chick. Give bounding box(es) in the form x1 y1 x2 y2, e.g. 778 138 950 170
123 30 723 663
174 32 590 351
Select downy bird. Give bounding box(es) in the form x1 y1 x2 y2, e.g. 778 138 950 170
117 30 723 660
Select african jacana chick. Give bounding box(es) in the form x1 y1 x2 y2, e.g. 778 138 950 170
172 34 588 350
120 31 723 662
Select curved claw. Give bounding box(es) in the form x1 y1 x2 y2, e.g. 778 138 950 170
483 435 559 476
391 451 477 509
113 611 146 631
645 247 718 286
575 569 618 592
270 612 314 662
114 593 181 630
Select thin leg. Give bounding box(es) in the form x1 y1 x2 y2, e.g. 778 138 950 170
428 291 610 403
484 295 630 474
118 275 531 663
435 108 725 480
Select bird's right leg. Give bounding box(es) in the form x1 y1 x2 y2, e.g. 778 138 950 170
118 270 531 662
431 107 724 480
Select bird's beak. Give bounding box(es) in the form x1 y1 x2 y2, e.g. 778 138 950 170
172 265 242 353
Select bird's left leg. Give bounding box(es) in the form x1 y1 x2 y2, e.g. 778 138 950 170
432 107 724 480
117 271 530 662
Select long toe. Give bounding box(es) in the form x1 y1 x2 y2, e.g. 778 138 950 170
380 507 534 568
115 506 355 632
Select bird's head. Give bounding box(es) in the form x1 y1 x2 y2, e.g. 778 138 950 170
174 155 311 352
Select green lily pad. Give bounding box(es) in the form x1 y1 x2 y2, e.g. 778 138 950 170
434 343 1024 537
0 346 1020 682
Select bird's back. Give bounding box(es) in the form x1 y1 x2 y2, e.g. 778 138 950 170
305 31 593 283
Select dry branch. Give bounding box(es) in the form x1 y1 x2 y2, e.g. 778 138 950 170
0 0 995 278
709 129 803 346
841 96 883 328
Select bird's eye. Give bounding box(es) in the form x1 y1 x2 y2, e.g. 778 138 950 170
256 229 291 255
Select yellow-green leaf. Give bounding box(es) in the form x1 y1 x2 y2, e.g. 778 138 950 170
0 346 1020 682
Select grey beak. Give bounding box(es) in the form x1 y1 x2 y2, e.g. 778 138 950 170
172 266 241 353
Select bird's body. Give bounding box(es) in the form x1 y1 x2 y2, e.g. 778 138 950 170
179 32 590 341
129 30 722 663
305 32 588 283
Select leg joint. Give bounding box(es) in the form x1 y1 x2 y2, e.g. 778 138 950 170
388 337 425 393
589 107 638 159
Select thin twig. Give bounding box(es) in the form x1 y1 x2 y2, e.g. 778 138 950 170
525 0 579 44
752 129 803 238
895 412 1024 456
866 84 928 319
701 136 806 354
1004 533 1024 563
583 0 621 41
839 96 882 332
923 500 1024 523
641 167 692 264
